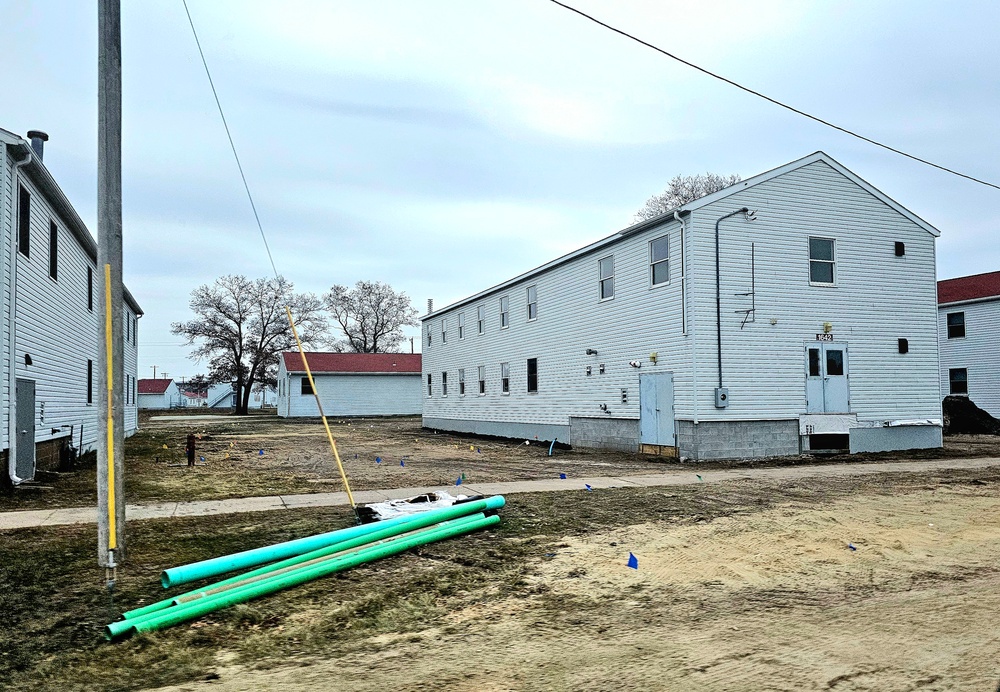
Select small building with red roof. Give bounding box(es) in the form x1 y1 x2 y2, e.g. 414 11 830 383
277 352 422 417
137 378 182 410
938 270 1000 416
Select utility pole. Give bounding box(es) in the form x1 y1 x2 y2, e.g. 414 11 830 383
150 365 157 379
97 0 125 568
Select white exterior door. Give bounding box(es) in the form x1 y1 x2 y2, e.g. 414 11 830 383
639 372 675 445
805 343 850 413
15 378 36 480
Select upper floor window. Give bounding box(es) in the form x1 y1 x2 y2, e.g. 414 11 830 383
809 238 835 285
458 368 466 395
441 319 447 343
527 358 538 393
526 285 537 320
500 362 510 394
599 256 614 300
650 236 669 286
477 305 485 334
947 312 965 339
949 368 968 395
18 185 30 258
458 312 465 339
500 295 509 329
426 324 432 347
87 266 94 311
49 221 58 280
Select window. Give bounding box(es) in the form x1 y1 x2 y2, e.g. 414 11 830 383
808 348 821 377
427 373 432 397
650 236 669 286
87 266 94 311
426 324 432 347
526 285 537 320
458 312 465 339
478 365 486 395
441 319 447 343
477 305 485 334
458 368 465 395
599 256 614 299
442 371 448 396
501 362 510 394
949 368 968 395
87 359 93 404
527 358 538 393
301 377 313 395
809 238 835 284
947 312 965 339
500 296 509 329
48 221 58 280
18 185 30 258
125 310 130 342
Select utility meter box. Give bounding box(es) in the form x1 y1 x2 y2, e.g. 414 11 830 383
714 387 729 408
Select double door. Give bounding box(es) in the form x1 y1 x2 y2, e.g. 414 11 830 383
805 343 849 413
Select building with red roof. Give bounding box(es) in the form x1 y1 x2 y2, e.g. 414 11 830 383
137 378 182 410
938 271 1000 417
277 352 422 417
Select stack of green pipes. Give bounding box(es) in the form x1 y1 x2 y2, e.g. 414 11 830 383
106 496 505 640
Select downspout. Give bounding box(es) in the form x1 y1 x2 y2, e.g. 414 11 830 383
674 210 697 426
7 147 32 485
714 207 750 392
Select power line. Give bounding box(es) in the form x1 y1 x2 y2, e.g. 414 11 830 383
181 0 282 277
548 0 1000 192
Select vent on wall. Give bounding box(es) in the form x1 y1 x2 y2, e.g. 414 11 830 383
898 338 909 354
894 242 905 256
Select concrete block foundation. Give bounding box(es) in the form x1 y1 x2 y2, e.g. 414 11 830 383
675 419 801 460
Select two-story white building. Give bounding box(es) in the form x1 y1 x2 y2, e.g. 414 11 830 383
421 152 943 460
938 270 1000 417
2 128 142 483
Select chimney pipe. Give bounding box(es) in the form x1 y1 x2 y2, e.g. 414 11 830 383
427 298 433 313
26 131 48 161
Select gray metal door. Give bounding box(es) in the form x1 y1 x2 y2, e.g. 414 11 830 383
639 372 675 445
805 343 850 413
15 378 36 480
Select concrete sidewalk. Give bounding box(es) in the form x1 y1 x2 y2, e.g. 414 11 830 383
3 456 999 531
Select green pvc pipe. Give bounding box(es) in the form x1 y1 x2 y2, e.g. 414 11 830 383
106 513 499 640
160 495 506 588
123 511 487 621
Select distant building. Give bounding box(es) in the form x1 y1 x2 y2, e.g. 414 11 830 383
422 152 943 459
277 352 422 417
938 270 1000 417
138 378 182 410
2 128 142 484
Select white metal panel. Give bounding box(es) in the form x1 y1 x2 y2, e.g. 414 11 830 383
938 298 1000 417
283 372 422 417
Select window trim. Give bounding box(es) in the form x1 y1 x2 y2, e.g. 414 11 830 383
48 220 58 281
500 361 510 395
526 285 537 321
649 235 669 287
949 367 968 396
599 255 615 301
946 311 966 339
808 236 837 286
499 295 510 330
526 357 538 393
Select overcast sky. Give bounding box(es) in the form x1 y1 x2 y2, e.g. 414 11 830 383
2 0 998 381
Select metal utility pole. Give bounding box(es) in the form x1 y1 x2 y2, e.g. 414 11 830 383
97 0 125 568
151 365 157 379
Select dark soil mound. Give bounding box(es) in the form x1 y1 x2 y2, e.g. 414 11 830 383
943 395 1000 435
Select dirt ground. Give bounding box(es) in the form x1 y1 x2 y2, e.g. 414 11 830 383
133 469 1000 692
6 411 1000 511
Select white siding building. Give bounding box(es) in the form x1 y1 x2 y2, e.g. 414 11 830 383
277 352 422 418
938 271 1000 417
2 128 142 483
422 152 943 460
138 378 182 410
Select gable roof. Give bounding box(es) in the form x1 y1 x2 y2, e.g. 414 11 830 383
423 151 939 320
138 378 173 394
938 270 1000 305
282 352 422 374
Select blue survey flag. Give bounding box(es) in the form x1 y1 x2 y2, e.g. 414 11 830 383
199 456 205 462
585 484 593 491
259 449 264 456
627 553 638 570
848 543 857 551
375 456 382 464
559 473 567 479
400 459 405 467
455 476 462 485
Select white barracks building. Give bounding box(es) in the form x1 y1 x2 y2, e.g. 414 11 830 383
421 152 942 460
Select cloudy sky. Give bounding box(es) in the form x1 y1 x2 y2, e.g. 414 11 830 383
2 0 997 381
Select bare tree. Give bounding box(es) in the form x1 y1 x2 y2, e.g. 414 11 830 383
172 275 327 414
325 281 418 353
634 172 742 222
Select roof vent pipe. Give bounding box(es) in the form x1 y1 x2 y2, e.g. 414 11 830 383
26 131 48 161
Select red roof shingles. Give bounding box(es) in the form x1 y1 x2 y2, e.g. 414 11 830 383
938 271 1000 304
282 352 421 374
138 378 173 394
